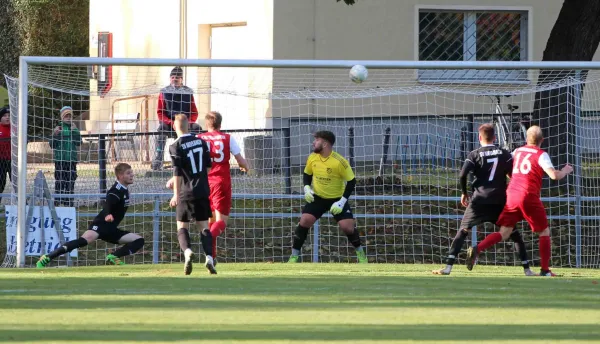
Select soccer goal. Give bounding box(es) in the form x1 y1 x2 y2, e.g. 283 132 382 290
4 58 600 269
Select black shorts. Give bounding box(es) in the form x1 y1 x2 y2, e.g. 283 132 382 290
460 203 505 229
89 222 130 245
302 195 354 222
176 198 212 222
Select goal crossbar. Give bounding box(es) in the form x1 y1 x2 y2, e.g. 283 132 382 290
14 57 600 268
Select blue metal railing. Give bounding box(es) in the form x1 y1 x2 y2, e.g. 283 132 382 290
2 192 597 265
395 133 461 172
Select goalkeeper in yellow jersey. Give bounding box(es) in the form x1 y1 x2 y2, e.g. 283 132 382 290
288 131 367 263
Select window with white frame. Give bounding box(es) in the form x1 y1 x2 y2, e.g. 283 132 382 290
417 9 529 83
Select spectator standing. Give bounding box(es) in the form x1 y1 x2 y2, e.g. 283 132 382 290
51 106 81 206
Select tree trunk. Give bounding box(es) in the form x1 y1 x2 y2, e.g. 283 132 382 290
0 0 20 87
532 0 600 192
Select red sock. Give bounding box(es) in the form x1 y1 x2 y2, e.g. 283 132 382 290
539 236 551 271
209 220 226 258
477 232 503 252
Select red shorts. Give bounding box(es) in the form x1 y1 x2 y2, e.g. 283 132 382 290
209 181 232 216
496 193 549 232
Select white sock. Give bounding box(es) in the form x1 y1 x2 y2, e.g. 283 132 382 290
184 248 193 257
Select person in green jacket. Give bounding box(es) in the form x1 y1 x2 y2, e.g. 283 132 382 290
51 106 81 207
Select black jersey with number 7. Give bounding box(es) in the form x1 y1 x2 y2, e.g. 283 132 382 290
461 144 513 205
169 134 212 200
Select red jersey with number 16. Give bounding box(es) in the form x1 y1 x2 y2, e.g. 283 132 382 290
507 145 554 197
198 131 241 184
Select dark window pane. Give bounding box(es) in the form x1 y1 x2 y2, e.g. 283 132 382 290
419 11 464 61
476 12 522 61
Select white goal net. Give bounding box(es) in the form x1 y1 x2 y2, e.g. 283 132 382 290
3 59 600 269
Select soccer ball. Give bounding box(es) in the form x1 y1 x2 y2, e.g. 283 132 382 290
349 65 368 84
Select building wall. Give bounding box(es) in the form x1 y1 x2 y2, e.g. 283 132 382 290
88 0 600 137
272 0 600 119
88 0 272 133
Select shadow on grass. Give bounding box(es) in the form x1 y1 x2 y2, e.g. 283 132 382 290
0 276 598 311
1 324 599 342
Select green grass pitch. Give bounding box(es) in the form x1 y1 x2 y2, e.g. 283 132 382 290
1 264 600 344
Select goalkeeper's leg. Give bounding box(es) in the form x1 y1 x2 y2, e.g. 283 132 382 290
37 230 98 268
289 214 317 263
289 199 326 263
338 218 367 264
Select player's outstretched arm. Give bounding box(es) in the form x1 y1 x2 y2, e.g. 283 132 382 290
229 136 248 172
233 153 249 172
544 164 574 180
539 152 573 180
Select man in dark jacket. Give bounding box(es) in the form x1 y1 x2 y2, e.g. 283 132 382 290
152 67 201 170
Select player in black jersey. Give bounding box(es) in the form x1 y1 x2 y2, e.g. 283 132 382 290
168 114 216 275
36 163 144 268
433 124 535 276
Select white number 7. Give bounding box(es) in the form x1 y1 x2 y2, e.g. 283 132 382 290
487 157 498 181
186 147 204 174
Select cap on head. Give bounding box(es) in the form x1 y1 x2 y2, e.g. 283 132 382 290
314 130 336 146
0 106 9 117
170 66 184 78
60 106 73 118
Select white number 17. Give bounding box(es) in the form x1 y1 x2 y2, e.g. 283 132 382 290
186 147 204 174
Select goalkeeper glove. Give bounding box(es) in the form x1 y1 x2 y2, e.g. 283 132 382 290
330 197 347 215
304 185 315 203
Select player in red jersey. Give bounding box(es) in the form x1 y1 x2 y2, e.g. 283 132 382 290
465 126 573 276
169 111 249 264
199 111 249 263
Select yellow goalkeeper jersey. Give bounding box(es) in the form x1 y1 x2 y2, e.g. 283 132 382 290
304 151 355 199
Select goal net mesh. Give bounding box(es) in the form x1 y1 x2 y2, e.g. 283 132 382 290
3 64 600 268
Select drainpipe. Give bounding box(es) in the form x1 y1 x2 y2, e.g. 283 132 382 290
179 0 188 78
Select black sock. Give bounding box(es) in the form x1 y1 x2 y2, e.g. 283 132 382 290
346 229 362 248
177 228 191 251
292 224 310 250
112 238 145 258
200 229 213 257
509 230 530 270
446 229 469 265
48 237 88 260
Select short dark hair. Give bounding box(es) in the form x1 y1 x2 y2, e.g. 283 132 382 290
205 111 222 130
314 130 336 146
114 163 132 177
170 66 183 77
478 124 495 142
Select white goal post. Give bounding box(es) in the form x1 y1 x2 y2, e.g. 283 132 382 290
10 57 600 268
